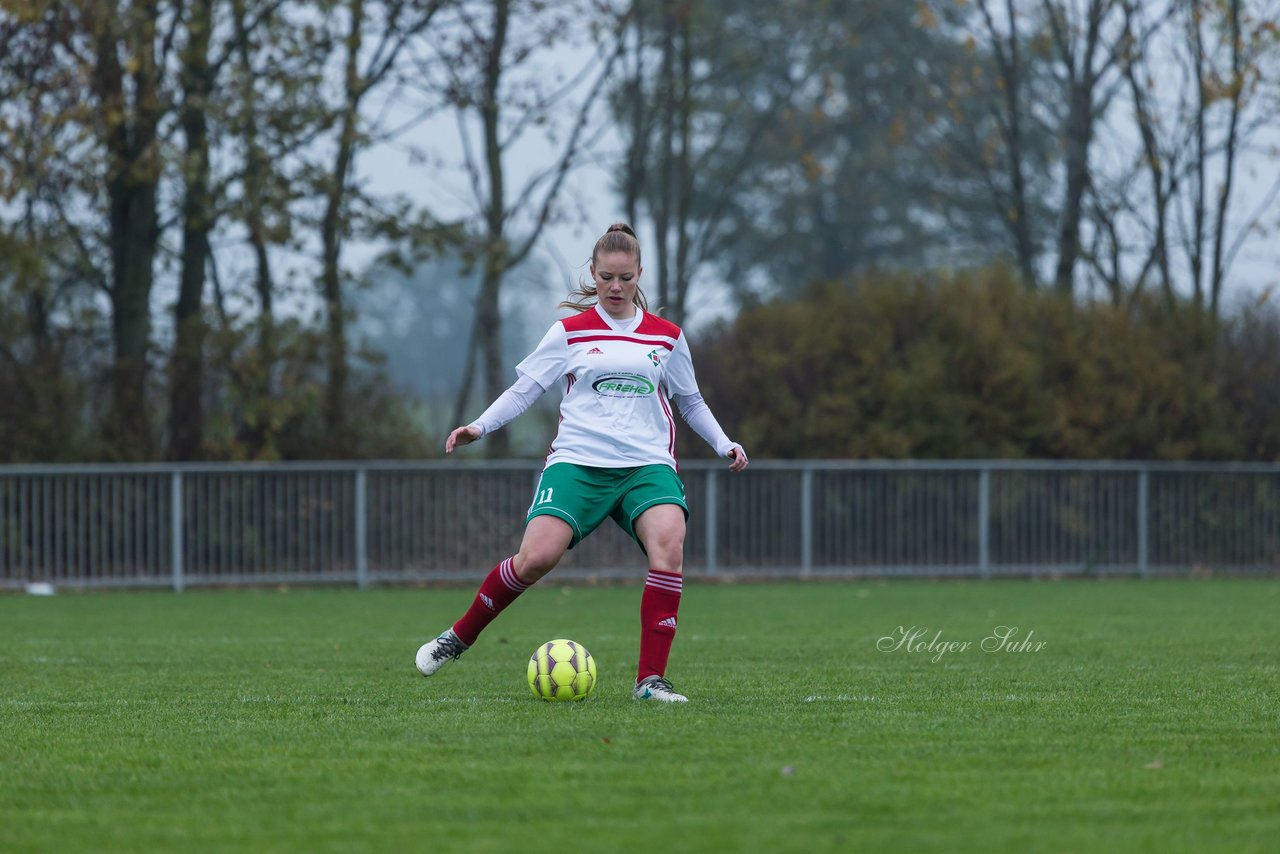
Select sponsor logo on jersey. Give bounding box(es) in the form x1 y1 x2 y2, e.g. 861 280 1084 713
592 373 655 397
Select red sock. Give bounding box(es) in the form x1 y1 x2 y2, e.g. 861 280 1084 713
452 557 529 646
637 569 682 682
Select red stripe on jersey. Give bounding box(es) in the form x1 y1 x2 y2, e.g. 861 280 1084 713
561 309 681 338
548 374 575 457
659 391 677 461
635 314 681 339
559 310 612 333
547 412 563 457
567 334 674 351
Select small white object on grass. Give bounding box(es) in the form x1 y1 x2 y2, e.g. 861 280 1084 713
24 582 56 596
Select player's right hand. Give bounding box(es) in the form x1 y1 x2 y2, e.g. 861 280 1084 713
445 425 482 454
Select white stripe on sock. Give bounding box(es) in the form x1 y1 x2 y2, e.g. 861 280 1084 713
500 557 528 592
645 572 682 593
645 574 682 586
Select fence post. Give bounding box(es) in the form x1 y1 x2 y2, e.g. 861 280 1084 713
978 468 991 580
355 468 368 589
1137 468 1149 579
170 471 184 592
705 469 718 576
800 466 813 577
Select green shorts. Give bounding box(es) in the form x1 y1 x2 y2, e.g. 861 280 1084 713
526 463 689 549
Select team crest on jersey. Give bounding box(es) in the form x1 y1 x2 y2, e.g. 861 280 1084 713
647 348 664 366
592 373 655 397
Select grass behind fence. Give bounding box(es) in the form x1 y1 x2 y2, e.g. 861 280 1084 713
2 580 1278 852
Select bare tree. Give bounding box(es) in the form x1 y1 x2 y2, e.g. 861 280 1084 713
973 0 1042 287
316 0 447 452
1087 0 1279 316
434 0 625 455
169 0 304 459
1041 0 1128 295
613 0 802 316
941 0 1132 295
1114 0 1178 303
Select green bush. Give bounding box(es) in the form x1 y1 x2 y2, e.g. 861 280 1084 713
690 267 1273 461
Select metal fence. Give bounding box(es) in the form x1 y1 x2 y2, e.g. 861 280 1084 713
1 459 1278 590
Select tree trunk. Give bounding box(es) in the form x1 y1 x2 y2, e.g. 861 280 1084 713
977 0 1039 288
95 2 162 460
1208 0 1242 320
478 0 510 458
234 0 278 458
1120 1 1173 305
653 0 676 312
1189 3 1207 306
1047 0 1113 297
1052 79 1092 296
671 4 693 326
320 0 365 455
621 1 648 227
1000 0 1038 288
170 0 214 460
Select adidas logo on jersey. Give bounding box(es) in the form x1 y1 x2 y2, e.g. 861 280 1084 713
658 617 677 629
587 347 604 355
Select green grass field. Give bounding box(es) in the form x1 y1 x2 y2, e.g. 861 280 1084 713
3 579 1278 853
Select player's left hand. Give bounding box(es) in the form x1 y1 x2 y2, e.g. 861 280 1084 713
445 425 482 454
726 445 749 473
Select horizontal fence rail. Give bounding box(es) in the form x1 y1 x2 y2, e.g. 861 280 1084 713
1 460 1278 590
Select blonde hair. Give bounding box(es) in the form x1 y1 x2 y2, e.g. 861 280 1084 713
559 222 649 313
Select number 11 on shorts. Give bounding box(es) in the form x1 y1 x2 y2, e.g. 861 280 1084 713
532 487 554 508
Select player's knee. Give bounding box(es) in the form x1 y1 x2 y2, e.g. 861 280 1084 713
514 548 560 584
646 533 685 574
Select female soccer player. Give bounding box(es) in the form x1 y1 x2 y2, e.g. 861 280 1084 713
415 223 748 702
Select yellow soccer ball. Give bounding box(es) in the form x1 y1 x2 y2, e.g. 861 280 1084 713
527 639 597 701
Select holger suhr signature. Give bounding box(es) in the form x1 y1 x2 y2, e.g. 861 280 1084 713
877 625 1047 663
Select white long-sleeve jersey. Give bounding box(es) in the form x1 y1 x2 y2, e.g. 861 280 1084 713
470 304 736 470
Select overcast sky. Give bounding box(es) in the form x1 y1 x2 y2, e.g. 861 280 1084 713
348 23 1280 335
